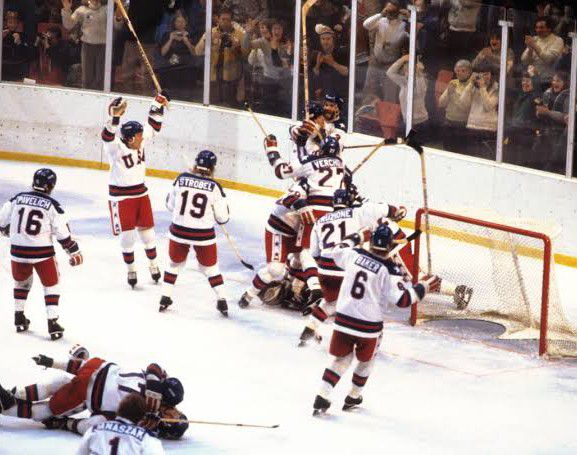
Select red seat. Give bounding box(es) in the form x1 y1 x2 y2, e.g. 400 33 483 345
435 69 454 103
357 100 402 139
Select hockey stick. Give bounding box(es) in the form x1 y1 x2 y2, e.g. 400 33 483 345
244 102 268 137
343 143 384 150
405 130 432 274
351 137 398 174
220 225 254 270
161 418 279 429
114 0 162 92
301 0 320 118
385 229 421 260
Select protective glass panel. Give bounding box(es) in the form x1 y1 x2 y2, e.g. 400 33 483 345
111 0 205 102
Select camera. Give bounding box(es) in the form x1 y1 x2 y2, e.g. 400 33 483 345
473 74 482 88
220 33 232 48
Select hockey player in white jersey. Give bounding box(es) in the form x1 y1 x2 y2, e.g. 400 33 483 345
0 346 185 438
102 91 170 289
312 224 440 415
76 393 165 455
265 132 345 307
159 150 230 316
0 168 83 340
238 189 304 308
299 188 407 345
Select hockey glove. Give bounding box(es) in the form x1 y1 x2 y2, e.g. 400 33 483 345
420 274 441 294
155 90 170 107
264 134 280 165
279 192 302 209
388 205 407 222
65 241 83 266
32 354 54 368
139 412 162 432
297 205 316 225
108 97 127 118
69 344 89 360
0 224 9 237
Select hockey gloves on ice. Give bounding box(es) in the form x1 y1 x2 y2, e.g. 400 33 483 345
32 354 54 368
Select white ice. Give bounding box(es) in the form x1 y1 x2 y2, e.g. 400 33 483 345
1 161 577 455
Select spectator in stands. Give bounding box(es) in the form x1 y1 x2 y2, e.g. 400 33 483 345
116 0 171 95
311 24 349 102
459 64 499 159
221 0 268 26
2 9 33 81
243 18 293 116
195 7 245 107
442 0 482 63
520 16 564 86
533 71 570 173
35 25 81 86
472 30 514 75
505 72 542 166
160 13 196 61
61 0 107 91
386 53 430 137
554 37 572 73
5 0 36 45
361 0 408 103
438 59 473 152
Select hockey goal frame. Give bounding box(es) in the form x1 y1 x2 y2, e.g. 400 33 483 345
409 208 552 356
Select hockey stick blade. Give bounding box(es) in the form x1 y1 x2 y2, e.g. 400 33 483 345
240 260 255 271
405 129 424 154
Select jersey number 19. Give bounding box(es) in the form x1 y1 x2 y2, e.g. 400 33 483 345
179 190 208 218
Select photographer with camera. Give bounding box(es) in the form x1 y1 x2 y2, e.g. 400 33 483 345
34 25 81 86
195 7 245 107
458 63 499 159
160 13 195 61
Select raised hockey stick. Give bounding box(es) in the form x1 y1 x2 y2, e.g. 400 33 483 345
301 0 320 118
351 137 398 174
220 225 255 270
244 102 268 137
343 142 384 150
161 417 279 429
385 229 422 259
405 130 432 274
114 0 162 92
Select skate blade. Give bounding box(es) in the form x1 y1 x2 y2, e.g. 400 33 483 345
312 409 328 417
16 325 30 333
50 332 63 341
159 305 170 313
342 404 359 411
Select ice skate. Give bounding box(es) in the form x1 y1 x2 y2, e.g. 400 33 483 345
298 326 322 347
149 265 161 283
159 296 173 312
0 383 16 412
48 318 64 340
312 395 331 416
302 289 323 316
217 299 228 317
454 285 473 310
14 311 30 333
342 395 363 411
238 291 252 309
127 271 137 289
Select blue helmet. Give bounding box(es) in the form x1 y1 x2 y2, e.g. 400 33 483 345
162 377 184 407
32 168 57 193
120 121 144 141
195 150 217 171
320 136 340 157
371 224 395 252
158 411 189 440
333 189 354 208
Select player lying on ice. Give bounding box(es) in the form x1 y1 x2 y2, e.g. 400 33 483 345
0 345 188 440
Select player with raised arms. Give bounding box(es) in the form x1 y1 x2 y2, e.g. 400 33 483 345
102 91 170 289
0 168 83 340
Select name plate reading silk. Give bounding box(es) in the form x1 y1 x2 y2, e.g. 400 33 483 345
312 158 341 170
16 195 52 209
179 177 215 192
354 255 382 274
321 208 353 222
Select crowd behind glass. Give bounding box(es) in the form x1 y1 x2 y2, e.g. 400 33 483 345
2 0 575 176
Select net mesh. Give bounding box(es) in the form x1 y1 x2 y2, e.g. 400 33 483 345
412 209 577 357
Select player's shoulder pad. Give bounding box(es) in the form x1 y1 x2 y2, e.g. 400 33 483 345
46 195 64 214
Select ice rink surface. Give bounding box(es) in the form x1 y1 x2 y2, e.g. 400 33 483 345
1 161 577 454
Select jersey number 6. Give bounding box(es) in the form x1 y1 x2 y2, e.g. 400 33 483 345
179 190 208 218
351 270 368 300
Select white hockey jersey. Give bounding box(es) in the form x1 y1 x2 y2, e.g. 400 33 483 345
265 191 304 238
166 172 229 246
76 416 164 455
328 245 423 338
0 191 74 264
311 202 393 277
101 99 164 201
272 156 345 210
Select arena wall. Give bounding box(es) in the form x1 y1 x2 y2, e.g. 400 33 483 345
0 83 575 262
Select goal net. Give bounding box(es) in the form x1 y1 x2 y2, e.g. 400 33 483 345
409 208 577 357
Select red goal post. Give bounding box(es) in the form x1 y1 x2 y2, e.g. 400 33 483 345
409 208 555 356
